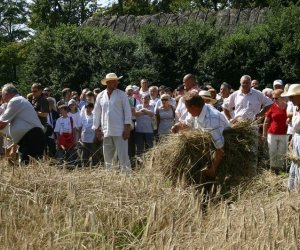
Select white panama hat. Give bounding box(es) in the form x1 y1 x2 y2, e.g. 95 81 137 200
199 90 217 105
101 73 123 85
281 84 300 97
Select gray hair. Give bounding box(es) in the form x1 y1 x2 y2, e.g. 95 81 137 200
241 75 252 82
2 83 18 95
221 82 232 91
149 86 158 92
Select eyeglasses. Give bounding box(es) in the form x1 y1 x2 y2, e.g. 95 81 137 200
161 99 169 101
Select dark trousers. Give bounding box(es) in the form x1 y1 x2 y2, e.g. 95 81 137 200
18 127 45 164
128 128 136 159
79 142 103 166
45 137 56 157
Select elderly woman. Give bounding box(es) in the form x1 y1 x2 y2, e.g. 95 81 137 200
281 84 300 190
263 89 288 172
156 94 175 137
134 94 154 156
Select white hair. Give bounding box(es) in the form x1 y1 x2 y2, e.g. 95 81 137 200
262 88 273 96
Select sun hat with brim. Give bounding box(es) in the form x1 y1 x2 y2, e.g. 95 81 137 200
101 73 123 85
199 90 217 105
281 84 300 97
125 85 133 92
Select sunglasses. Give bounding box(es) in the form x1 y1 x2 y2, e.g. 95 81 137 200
161 99 169 101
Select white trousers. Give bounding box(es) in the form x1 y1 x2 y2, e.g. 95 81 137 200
267 133 288 170
103 136 131 173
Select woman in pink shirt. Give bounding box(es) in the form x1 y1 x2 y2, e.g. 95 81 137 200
263 89 288 172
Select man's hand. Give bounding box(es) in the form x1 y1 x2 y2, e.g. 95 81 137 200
95 129 103 141
229 118 238 124
171 122 189 133
122 124 131 140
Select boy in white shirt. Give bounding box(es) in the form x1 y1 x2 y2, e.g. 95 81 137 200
79 103 102 166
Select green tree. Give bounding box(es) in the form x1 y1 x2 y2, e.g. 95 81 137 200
29 0 98 30
0 0 29 42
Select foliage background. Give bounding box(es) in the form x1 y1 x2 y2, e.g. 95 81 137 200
1 1 300 94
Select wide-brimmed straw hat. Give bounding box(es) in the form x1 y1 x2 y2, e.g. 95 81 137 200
281 84 300 97
101 73 123 85
199 90 217 105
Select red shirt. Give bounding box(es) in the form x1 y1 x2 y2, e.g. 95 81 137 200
266 103 287 135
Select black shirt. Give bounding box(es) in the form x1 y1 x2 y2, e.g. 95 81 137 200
31 95 49 126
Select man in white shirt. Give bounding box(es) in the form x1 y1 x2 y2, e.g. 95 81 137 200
149 86 160 106
0 83 45 164
222 75 272 123
175 74 200 121
139 79 149 96
93 73 132 173
172 93 230 177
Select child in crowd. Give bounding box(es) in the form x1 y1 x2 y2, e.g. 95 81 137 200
79 102 102 166
54 104 77 165
67 99 81 143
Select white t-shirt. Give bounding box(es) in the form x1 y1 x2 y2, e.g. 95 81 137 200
68 111 81 129
54 116 73 134
80 113 95 143
0 95 43 143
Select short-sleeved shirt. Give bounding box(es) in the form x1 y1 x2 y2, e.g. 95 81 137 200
54 116 73 134
68 111 81 129
157 106 175 135
184 104 230 149
222 88 273 120
135 104 154 133
266 103 287 135
0 95 43 143
80 113 95 143
31 95 49 126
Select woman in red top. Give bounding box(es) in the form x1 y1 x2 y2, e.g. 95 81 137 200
263 89 288 172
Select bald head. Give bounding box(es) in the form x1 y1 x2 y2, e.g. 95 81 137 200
183 74 197 91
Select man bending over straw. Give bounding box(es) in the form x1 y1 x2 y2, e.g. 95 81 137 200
171 93 230 177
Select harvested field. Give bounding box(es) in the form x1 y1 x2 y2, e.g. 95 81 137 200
0 160 298 249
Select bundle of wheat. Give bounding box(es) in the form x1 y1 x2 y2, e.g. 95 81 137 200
144 121 259 186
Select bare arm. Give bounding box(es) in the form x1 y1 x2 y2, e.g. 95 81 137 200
262 117 270 137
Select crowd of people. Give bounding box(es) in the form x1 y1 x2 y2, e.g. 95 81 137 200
1 73 300 190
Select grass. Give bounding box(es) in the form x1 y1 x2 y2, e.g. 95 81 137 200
0 159 299 249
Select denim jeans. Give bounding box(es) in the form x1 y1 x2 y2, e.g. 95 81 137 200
135 132 154 155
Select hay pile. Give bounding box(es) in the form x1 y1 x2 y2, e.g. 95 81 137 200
144 121 259 186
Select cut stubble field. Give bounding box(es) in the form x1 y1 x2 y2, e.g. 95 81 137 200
0 160 299 249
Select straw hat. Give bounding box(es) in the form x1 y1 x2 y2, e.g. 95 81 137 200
101 73 123 85
199 90 217 104
281 84 300 97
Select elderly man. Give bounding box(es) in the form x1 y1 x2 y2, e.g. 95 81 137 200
93 73 132 173
175 74 199 120
172 93 230 177
0 84 45 164
215 82 232 111
223 75 272 123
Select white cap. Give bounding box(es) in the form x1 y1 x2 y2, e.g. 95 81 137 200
273 79 283 87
